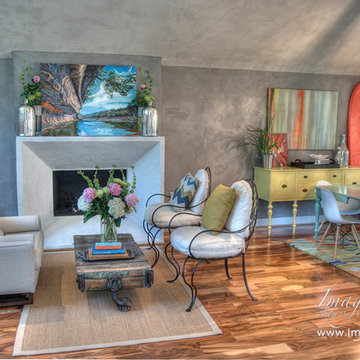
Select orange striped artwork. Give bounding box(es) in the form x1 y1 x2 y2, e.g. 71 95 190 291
267 88 338 150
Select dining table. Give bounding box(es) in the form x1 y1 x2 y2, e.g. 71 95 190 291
314 184 360 242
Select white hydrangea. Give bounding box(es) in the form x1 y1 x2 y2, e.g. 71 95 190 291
77 195 92 212
108 198 126 219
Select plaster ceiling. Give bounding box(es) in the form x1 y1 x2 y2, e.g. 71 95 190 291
1 0 360 75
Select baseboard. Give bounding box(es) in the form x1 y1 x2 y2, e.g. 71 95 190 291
256 215 324 227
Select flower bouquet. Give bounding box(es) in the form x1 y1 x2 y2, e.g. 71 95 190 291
77 166 139 242
20 61 42 106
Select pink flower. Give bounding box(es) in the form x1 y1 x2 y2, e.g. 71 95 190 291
82 188 96 202
33 75 40 84
108 183 123 196
125 193 139 208
140 84 146 89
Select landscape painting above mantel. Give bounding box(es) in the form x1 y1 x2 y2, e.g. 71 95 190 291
40 64 137 136
267 88 338 150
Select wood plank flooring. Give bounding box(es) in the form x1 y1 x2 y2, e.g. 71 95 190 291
1 225 360 359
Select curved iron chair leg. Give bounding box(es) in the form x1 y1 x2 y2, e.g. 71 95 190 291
145 224 160 268
186 259 202 312
225 259 232 279
145 222 154 249
181 257 194 307
149 227 161 268
164 242 180 282
242 253 257 302
171 246 181 281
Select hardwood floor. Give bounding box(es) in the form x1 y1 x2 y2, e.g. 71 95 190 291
2 225 360 359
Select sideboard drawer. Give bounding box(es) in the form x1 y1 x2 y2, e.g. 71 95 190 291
344 171 360 185
296 184 316 200
270 174 296 201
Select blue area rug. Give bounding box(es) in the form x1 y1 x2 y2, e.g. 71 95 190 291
286 237 360 279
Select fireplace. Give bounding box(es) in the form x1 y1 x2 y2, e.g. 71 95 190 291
16 136 164 249
53 169 127 216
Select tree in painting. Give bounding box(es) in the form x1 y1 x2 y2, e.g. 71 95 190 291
41 64 137 136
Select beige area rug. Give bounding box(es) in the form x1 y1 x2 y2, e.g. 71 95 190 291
13 249 221 356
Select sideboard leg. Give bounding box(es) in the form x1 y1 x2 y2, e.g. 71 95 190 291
314 189 322 243
268 201 273 237
292 201 298 235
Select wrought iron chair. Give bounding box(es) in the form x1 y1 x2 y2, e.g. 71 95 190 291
143 167 211 267
317 187 360 260
166 179 258 312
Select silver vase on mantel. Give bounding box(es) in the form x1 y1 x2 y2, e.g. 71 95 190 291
33 105 42 135
142 103 158 137
18 100 36 136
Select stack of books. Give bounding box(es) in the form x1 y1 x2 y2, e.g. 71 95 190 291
88 242 128 260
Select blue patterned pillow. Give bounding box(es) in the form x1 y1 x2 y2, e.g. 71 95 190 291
169 174 199 212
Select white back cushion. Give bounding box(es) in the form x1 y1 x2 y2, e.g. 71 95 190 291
190 168 210 215
225 180 252 237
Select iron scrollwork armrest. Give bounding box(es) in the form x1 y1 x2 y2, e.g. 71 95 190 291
151 203 200 228
146 193 171 207
187 222 253 258
167 211 202 233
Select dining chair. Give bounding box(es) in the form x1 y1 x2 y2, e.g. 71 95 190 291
316 180 360 232
166 179 258 312
143 167 211 267
317 187 360 260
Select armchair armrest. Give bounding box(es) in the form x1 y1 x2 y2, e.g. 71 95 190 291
146 193 171 207
0 215 41 234
0 233 36 294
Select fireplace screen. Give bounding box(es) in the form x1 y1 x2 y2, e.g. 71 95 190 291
53 169 126 216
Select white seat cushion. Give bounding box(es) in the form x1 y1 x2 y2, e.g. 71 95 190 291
145 203 201 228
171 226 245 258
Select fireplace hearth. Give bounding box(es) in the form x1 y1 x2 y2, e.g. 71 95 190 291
53 169 126 216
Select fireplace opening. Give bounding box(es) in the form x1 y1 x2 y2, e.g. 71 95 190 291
53 169 127 216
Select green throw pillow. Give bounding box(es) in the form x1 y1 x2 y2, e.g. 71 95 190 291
202 184 236 235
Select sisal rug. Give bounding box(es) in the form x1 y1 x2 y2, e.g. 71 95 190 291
13 249 221 356
286 237 360 279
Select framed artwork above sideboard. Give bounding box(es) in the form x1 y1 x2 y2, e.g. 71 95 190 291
267 88 339 150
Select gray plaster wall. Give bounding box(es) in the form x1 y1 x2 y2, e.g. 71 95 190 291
0 59 17 215
161 66 360 219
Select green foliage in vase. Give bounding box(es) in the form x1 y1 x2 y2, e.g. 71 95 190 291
230 125 280 155
131 67 155 108
20 61 42 106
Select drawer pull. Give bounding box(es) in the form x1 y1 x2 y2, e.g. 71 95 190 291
333 175 337 178
304 175 308 179
282 184 287 189
353 182 357 185
303 188 308 193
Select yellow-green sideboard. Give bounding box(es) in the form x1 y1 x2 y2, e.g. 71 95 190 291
254 166 360 236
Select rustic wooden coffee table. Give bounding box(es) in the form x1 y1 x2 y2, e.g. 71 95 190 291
73 234 153 311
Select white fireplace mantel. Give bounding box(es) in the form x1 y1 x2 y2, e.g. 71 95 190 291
16 136 165 248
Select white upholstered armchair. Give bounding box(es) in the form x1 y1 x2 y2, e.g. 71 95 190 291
143 167 211 267
0 215 43 306
166 179 258 312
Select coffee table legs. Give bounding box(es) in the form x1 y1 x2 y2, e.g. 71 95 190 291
106 276 132 311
